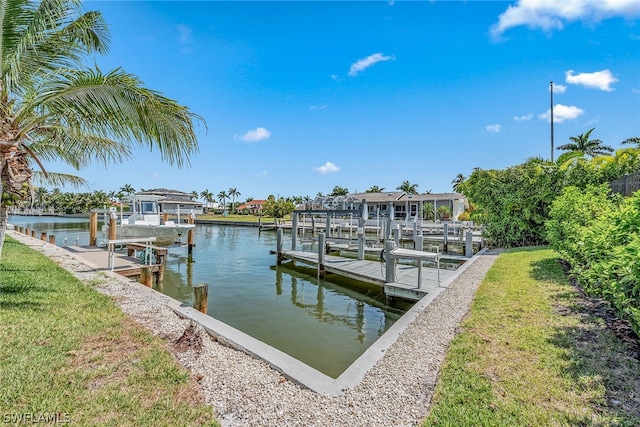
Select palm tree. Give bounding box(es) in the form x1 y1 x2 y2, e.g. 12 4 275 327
190 190 199 201
120 184 136 196
200 189 214 211
330 186 349 196
228 187 241 213
556 128 614 159
397 180 419 194
0 0 203 254
621 137 640 148
451 174 465 193
366 185 385 193
217 190 229 212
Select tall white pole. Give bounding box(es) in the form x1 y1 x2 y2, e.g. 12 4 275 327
550 81 555 162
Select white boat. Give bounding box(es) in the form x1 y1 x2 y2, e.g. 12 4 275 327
106 195 195 244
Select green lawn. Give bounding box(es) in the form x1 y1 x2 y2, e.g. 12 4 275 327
0 236 218 426
422 247 640 426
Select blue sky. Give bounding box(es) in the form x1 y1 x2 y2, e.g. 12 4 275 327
65 0 640 200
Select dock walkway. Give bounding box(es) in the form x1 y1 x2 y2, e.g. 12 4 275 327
277 249 458 300
64 245 164 282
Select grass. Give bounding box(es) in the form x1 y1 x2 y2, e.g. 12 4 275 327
422 247 640 426
0 236 218 426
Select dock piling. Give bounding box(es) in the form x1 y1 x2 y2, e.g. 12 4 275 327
89 212 98 246
187 214 195 262
318 232 326 277
193 283 208 314
140 266 153 287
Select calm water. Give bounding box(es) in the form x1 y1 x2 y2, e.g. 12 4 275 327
8 215 410 377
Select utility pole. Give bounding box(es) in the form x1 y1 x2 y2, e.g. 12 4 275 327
550 81 555 162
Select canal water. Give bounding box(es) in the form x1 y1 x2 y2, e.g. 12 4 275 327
7 216 411 378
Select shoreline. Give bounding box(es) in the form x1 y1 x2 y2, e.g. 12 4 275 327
6 229 498 426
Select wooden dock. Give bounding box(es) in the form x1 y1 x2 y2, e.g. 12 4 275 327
277 249 458 301
64 245 165 283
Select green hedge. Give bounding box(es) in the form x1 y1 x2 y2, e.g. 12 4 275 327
546 185 640 334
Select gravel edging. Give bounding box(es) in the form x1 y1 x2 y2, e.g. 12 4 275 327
6 230 499 427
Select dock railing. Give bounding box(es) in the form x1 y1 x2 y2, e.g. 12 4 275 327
106 237 157 270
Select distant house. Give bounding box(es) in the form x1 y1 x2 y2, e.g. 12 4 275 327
134 188 204 215
303 192 468 221
236 200 266 215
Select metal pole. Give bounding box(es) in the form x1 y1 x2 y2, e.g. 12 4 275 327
550 81 554 162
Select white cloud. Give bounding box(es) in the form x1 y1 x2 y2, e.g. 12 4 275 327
491 0 640 37
348 53 394 77
514 113 533 122
314 161 340 175
551 83 567 93
633 88 640 94
486 124 501 133
310 105 328 110
565 69 618 91
539 104 584 123
177 24 192 43
257 170 268 177
237 127 271 143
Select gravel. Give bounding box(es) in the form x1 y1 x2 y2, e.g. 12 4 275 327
7 230 499 427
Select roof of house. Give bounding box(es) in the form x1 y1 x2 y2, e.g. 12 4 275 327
237 200 266 210
350 192 465 203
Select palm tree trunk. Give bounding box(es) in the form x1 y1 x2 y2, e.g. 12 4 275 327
0 202 9 258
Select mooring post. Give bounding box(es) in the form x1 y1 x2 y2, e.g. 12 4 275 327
40 232 47 241
465 229 474 257
318 232 326 277
187 214 195 262
325 214 331 238
392 225 400 246
276 228 283 265
357 227 365 260
384 239 395 283
291 212 298 251
89 212 98 246
140 266 153 287
193 283 208 314
49 235 56 245
163 212 169 224
30 230 35 238
108 213 117 240
443 223 449 253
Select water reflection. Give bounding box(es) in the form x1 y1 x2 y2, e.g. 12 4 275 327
7 217 411 378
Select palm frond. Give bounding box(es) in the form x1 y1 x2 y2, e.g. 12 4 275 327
31 170 87 189
26 67 203 168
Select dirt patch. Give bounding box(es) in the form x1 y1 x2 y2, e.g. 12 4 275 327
558 259 640 361
173 321 203 355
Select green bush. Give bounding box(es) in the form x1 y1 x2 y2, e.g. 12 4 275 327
546 187 640 334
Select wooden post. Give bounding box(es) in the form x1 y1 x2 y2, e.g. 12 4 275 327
465 230 474 258
318 232 326 277
89 212 98 246
276 228 283 265
384 239 395 283
443 223 449 253
193 283 208 314
30 230 35 238
108 215 117 240
49 235 56 245
163 212 169 223
24 228 29 235
187 215 195 263
291 212 298 250
357 227 365 260
157 264 165 283
140 266 153 287
40 232 47 241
